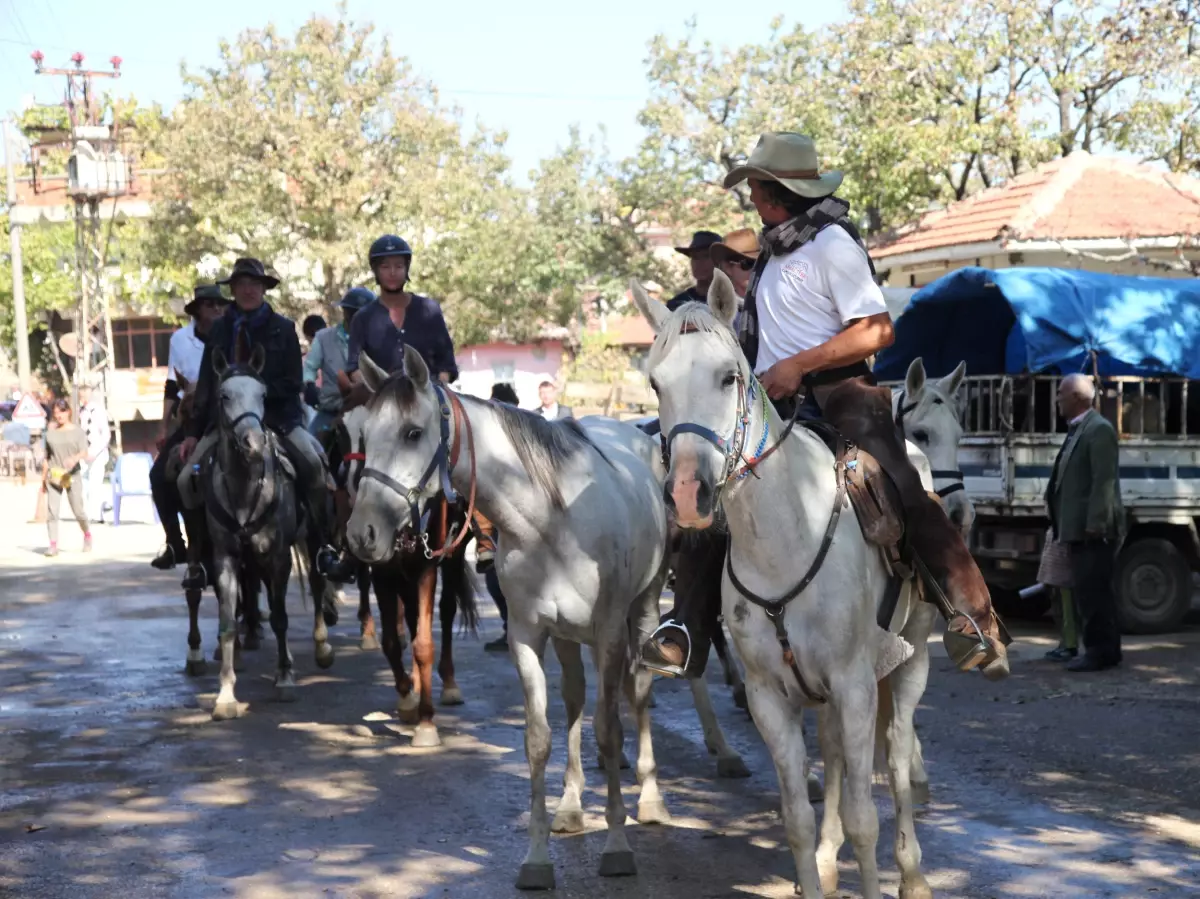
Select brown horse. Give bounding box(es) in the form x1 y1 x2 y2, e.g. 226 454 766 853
336 405 477 747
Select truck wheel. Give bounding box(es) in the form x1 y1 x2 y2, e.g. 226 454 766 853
1115 538 1192 634
989 584 1051 622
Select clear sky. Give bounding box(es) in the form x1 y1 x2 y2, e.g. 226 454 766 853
0 0 846 177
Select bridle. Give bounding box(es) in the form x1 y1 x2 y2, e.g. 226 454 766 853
206 370 279 542
358 382 477 560
895 389 965 499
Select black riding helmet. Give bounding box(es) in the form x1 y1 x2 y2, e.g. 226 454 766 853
368 234 412 263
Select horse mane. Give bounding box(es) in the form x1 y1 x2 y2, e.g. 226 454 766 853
219 363 266 385
647 302 743 373
483 400 596 510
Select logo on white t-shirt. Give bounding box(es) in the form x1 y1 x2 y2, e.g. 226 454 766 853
784 259 811 281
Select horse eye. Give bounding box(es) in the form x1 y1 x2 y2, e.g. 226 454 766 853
933 397 944 405
913 429 929 443
405 427 423 443
720 372 737 388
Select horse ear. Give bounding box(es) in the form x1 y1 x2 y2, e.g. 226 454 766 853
708 268 738 327
402 344 430 389
905 357 926 397
248 343 266 375
359 351 388 393
629 278 669 334
938 360 967 398
212 347 229 378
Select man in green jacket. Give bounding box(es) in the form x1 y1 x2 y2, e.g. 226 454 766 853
1046 373 1124 672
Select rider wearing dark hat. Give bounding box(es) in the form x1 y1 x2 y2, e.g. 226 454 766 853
148 283 230 570
174 257 340 590
667 230 723 312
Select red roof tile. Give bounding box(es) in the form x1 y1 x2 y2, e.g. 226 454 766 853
873 153 1200 259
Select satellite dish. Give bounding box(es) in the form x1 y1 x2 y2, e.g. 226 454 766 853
57 332 79 358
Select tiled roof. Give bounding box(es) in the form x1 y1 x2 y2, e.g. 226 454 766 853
872 152 1200 259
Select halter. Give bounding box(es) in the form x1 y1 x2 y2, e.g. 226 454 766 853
359 382 477 560
895 389 965 498
206 371 279 542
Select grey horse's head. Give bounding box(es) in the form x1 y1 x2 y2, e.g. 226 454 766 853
212 344 268 463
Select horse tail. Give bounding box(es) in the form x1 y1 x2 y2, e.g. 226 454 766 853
443 540 479 636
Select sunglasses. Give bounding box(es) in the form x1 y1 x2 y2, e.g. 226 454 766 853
724 256 756 272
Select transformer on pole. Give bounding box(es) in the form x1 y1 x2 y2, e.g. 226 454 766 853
27 50 128 448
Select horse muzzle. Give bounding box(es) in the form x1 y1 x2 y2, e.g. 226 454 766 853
664 454 716 529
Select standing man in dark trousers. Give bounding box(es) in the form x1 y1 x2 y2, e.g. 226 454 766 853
667 230 722 311
1047 373 1124 672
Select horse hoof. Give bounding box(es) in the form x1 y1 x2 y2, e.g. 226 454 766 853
397 696 421 725
636 799 670 825
982 654 1011 681
551 808 585 834
243 632 261 652
315 644 335 670
359 634 379 652
900 876 934 899
185 658 207 677
411 722 441 748
598 850 637 878
911 780 931 806
323 606 339 627
717 755 751 779
732 684 749 711
212 700 242 721
807 772 824 803
275 684 297 703
596 751 631 771
515 863 555 891
440 685 465 706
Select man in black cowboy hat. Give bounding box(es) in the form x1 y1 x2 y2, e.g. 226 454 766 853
148 283 230 570
643 132 1009 680
667 230 723 312
174 257 339 590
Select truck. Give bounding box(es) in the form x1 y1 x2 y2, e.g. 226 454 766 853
876 266 1200 634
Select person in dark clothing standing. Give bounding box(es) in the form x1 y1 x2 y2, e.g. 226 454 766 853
1047 373 1124 672
149 284 229 570
174 257 338 590
666 230 723 312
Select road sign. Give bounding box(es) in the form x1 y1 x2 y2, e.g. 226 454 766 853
11 394 46 429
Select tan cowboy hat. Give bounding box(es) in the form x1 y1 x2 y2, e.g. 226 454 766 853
709 228 761 267
723 132 843 198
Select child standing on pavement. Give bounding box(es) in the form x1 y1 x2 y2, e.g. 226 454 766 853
42 398 92 557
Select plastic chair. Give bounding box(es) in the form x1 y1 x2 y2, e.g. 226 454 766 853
110 451 159 526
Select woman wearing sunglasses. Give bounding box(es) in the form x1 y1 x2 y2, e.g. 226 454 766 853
708 228 761 343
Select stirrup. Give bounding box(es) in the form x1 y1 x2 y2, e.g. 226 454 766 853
640 620 692 678
181 564 208 591
317 546 356 583
943 612 993 672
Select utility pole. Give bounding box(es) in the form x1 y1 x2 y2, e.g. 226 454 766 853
3 119 32 392
29 50 125 448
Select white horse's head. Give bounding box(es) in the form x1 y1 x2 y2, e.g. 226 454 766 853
345 347 444 564
894 357 973 536
632 270 750 528
212 344 268 462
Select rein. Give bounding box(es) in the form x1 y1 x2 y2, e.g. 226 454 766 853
360 383 478 561
895 389 965 498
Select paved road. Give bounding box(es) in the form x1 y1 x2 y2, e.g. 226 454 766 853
2 517 1199 898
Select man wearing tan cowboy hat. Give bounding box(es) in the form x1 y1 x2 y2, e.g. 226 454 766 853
148 283 230 570
642 132 1010 681
173 257 339 590
667 230 723 312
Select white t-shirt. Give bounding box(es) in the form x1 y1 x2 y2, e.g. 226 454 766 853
753 226 887 375
167 322 206 385
540 403 559 421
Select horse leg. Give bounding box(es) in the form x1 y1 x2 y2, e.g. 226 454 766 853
911 732 930 805
512 625 555 891
549 637 586 835
594 637 636 878
688 677 750 778
268 556 296 703
438 572 463 706
883 671 932 899
626 665 669 825
357 565 378 651
815 704 846 894
832 676 882 899
410 564 440 747
712 623 748 710
241 574 263 650
744 674 822 898
211 554 242 720
373 569 415 722
308 549 335 671
184 588 206 676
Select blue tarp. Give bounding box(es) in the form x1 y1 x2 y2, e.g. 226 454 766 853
873 267 1200 381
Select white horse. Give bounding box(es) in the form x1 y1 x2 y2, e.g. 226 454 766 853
346 347 710 889
634 272 934 899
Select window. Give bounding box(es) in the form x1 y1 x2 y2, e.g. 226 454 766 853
491 361 515 382
111 318 174 370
